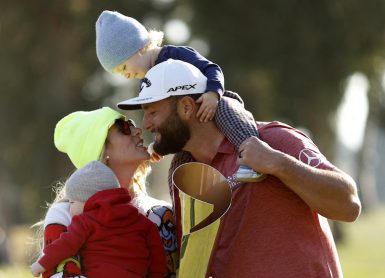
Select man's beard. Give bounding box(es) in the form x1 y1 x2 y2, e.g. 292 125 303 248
153 111 190 156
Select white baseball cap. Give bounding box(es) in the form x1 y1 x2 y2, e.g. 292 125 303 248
117 59 207 110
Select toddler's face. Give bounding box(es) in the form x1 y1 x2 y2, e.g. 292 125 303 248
69 200 85 217
112 52 149 79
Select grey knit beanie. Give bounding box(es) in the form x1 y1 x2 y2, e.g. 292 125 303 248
96 10 150 72
65 161 120 202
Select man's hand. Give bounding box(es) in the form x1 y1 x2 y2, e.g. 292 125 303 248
196 91 219 122
31 261 46 277
237 136 279 175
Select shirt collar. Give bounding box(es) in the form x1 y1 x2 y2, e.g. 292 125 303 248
217 137 236 155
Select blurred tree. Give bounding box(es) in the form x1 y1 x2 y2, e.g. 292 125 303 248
356 63 385 211
187 0 385 156
0 0 172 224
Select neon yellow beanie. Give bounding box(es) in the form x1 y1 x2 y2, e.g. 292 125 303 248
54 107 125 169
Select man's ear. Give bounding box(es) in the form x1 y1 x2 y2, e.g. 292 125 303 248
177 96 196 120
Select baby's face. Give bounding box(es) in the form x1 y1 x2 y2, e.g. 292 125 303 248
69 200 85 217
112 52 149 79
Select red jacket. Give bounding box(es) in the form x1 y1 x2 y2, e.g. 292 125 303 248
39 188 167 278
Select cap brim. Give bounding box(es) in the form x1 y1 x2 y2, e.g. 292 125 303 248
117 94 170 110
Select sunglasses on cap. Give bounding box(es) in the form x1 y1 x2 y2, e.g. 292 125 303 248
115 119 136 135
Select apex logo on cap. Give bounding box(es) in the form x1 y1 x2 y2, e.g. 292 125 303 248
167 84 197 93
140 78 152 92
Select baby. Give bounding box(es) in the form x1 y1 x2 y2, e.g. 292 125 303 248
31 160 167 278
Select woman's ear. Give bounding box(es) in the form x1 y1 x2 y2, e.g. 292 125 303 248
177 96 196 120
99 144 110 165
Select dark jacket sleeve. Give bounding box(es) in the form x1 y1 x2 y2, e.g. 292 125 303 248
158 45 225 96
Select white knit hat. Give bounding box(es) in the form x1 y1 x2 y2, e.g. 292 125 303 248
65 161 119 202
96 10 149 72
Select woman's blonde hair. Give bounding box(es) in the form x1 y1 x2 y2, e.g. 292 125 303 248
131 161 151 196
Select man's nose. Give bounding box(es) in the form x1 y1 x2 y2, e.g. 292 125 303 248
142 115 152 130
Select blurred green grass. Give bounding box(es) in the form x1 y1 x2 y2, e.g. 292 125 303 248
338 206 385 278
0 207 384 277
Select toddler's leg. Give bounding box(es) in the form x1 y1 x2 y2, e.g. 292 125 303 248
216 90 259 150
216 91 266 182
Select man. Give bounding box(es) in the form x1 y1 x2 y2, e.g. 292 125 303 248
118 59 361 277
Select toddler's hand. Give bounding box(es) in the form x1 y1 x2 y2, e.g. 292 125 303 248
31 261 45 277
196 91 219 122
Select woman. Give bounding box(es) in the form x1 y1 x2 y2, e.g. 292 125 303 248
40 107 177 278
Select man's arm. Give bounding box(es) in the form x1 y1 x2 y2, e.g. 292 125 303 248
237 136 361 222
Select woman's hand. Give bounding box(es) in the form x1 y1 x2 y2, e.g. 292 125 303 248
147 142 164 163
